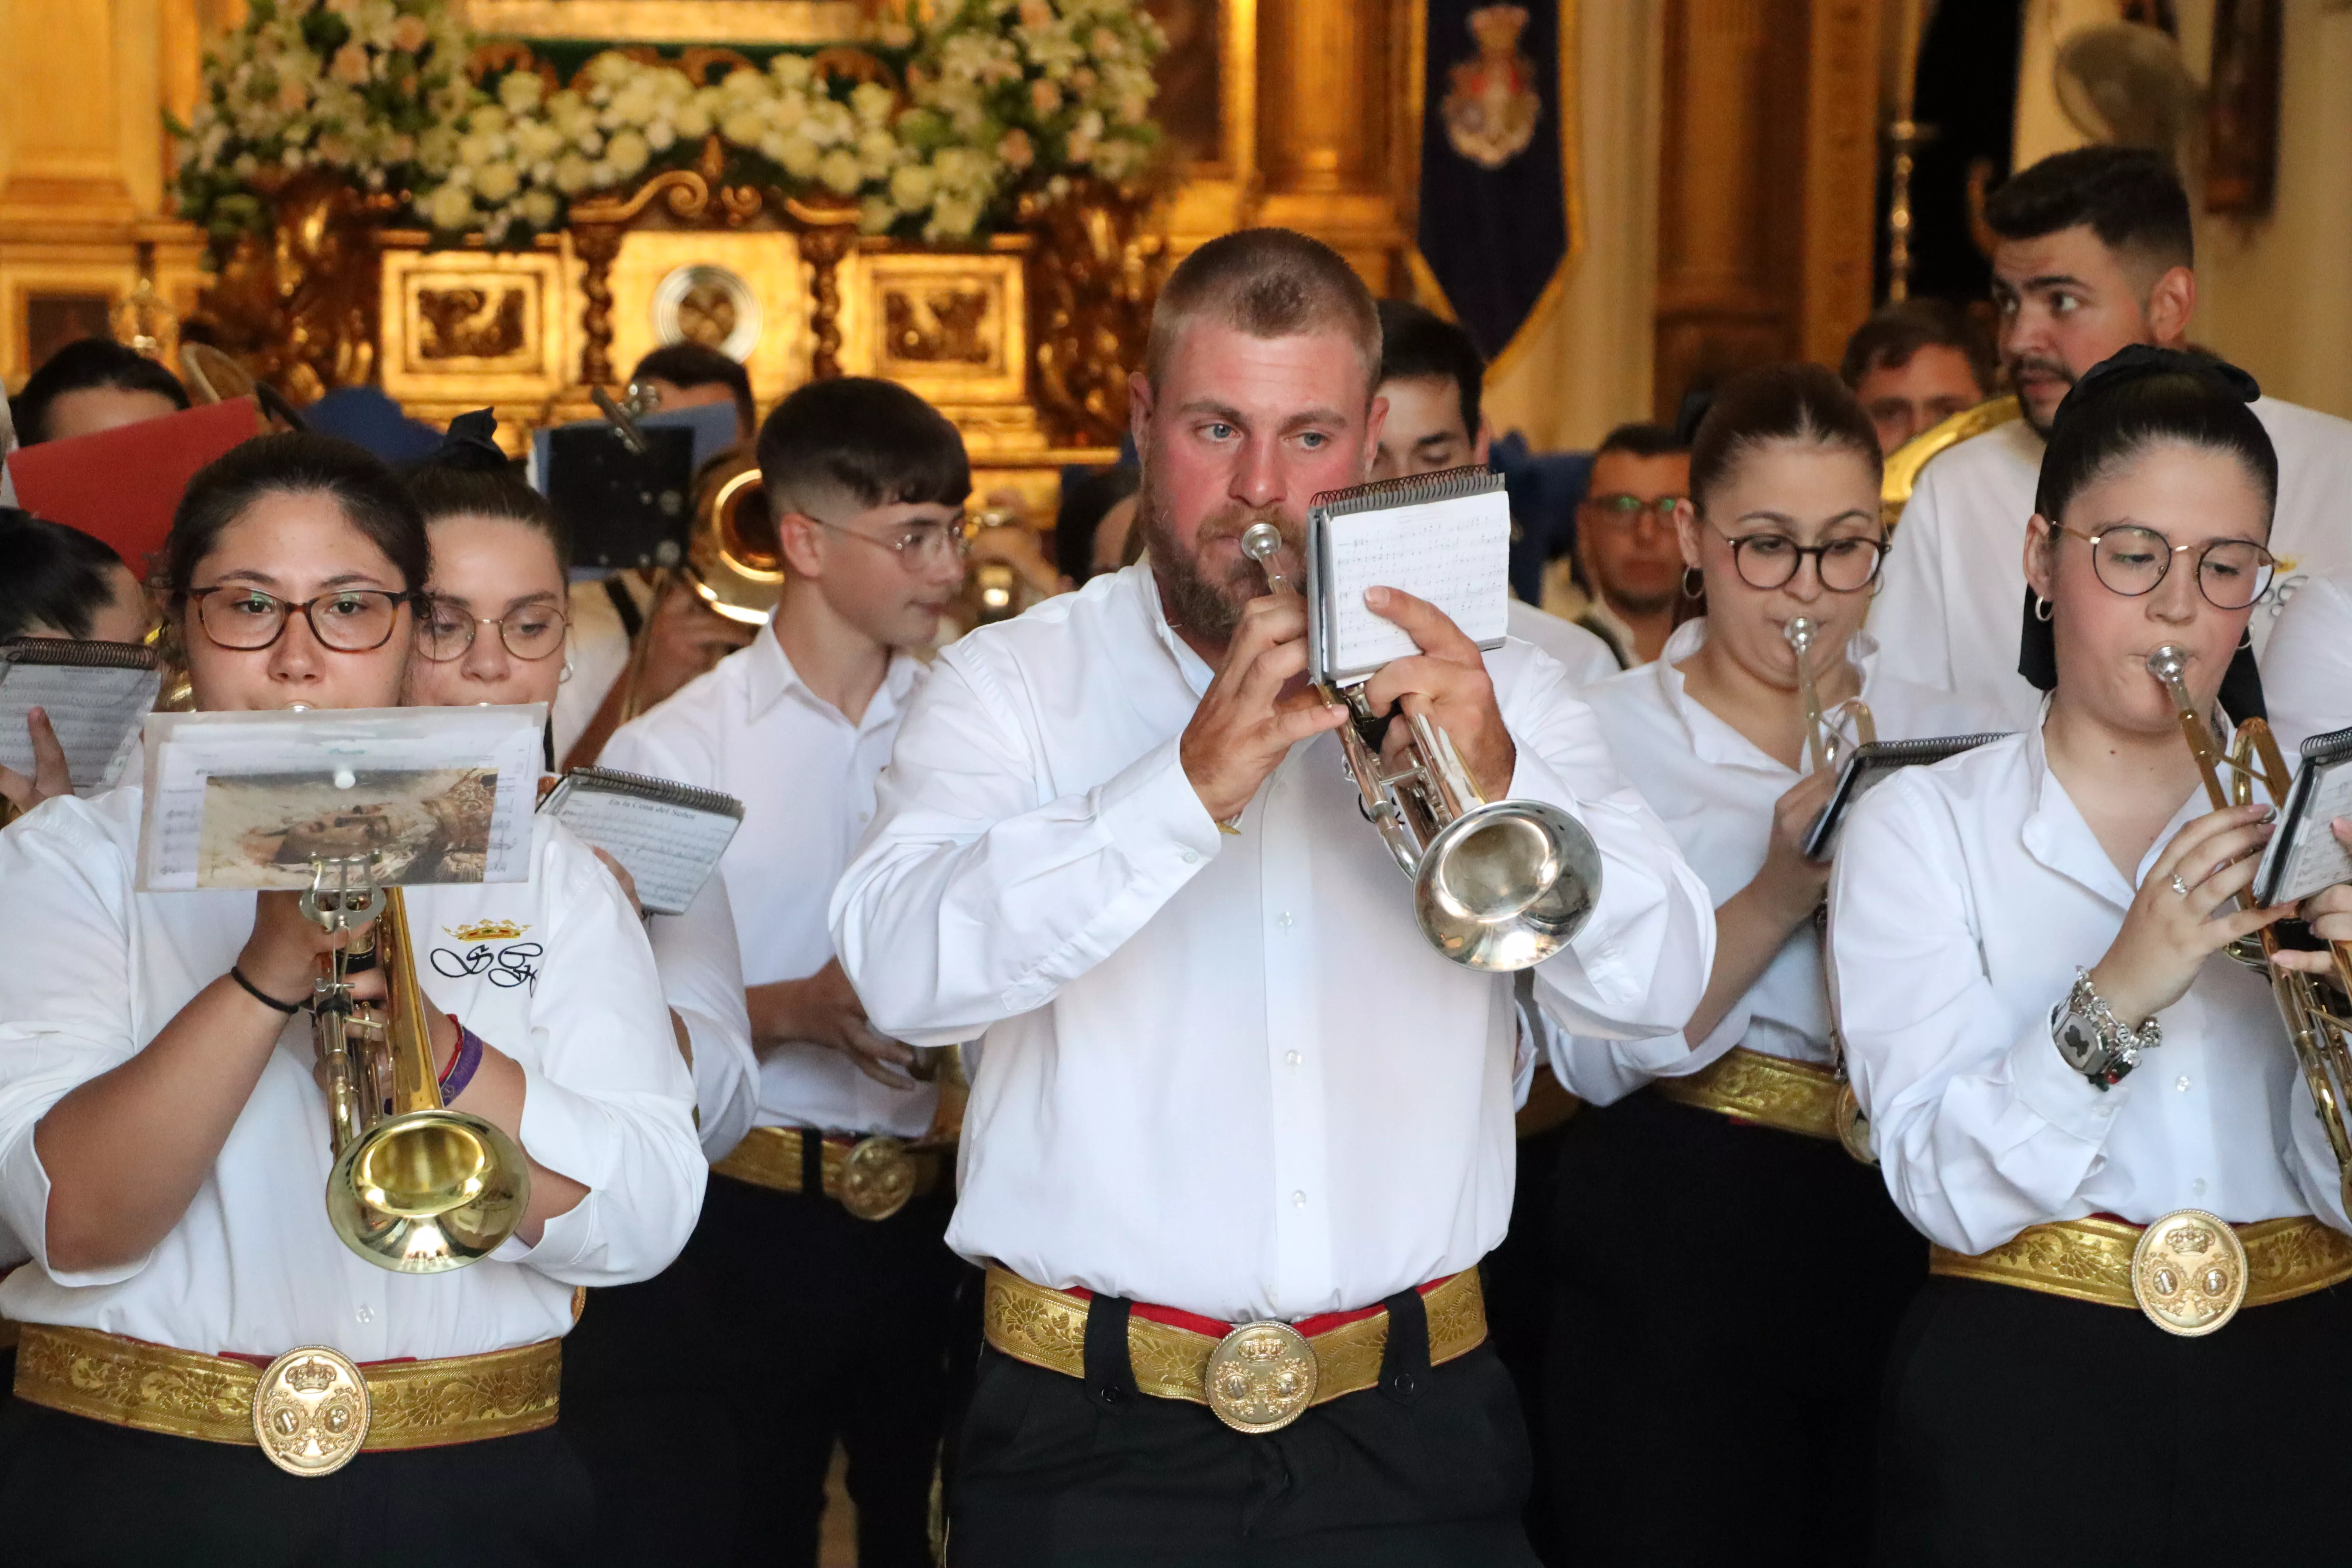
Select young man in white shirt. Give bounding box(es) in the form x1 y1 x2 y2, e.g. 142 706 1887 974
598 377 971 1568
1871 145 2352 728
832 227 1713 1566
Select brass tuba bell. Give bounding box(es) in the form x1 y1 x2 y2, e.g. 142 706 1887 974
686 455 785 626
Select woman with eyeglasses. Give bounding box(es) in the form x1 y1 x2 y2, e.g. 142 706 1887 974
1537 364 1996 1568
0 433 704 1565
1830 348 2352 1564
400 418 755 1565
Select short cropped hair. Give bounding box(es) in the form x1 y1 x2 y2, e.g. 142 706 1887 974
755 377 970 521
12 338 190 445
631 343 756 436
1839 299 1996 396
1688 364 1882 510
1375 299 1484 438
1594 423 1689 463
1145 228 1381 398
0 509 128 640
1985 146 2193 275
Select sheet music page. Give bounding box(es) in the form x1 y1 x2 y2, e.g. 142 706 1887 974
548 786 740 916
2263 760 2352 905
0 660 161 793
136 706 544 891
1319 490 1511 679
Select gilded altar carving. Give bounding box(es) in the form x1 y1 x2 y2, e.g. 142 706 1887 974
884 288 996 367
417 287 530 361
187 171 399 402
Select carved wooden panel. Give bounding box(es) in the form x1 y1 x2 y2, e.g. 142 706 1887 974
837 248 1033 419
380 244 570 410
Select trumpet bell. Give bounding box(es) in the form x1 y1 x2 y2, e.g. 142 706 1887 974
689 466 785 626
326 1107 531 1274
1414 799 1602 971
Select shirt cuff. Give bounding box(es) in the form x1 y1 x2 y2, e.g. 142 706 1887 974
2005 1005 2131 1143
1100 735 1226 866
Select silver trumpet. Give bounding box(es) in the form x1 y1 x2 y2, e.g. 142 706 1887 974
1240 522 1601 971
1785 615 1875 773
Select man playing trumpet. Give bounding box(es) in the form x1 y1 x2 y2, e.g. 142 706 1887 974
831 228 1713 1566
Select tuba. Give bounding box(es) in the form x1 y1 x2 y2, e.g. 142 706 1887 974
686 455 785 626
2147 644 2352 1214
305 855 530 1272
1241 522 1602 971
1784 615 1875 775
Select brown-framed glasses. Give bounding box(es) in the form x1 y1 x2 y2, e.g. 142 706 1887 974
2050 522 2277 611
186 586 412 653
1704 519 1888 593
415 597 570 662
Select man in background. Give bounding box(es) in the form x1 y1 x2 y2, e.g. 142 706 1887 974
1839 298 1996 455
1560 425 1689 668
9 338 189 446
632 341 759 446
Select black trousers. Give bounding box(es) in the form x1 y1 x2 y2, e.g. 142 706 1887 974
0 1402 593 1566
1481 1118 1575 1566
688 1168 971 1568
1544 1089 1924 1568
561 1255 739 1566
1875 1274 2352 1567
949 1290 1542 1568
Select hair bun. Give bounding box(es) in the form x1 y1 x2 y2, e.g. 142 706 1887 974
2053 345 2261 431
419 408 508 474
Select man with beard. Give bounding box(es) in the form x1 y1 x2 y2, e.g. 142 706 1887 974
830 228 1713 1568
1870 146 2352 728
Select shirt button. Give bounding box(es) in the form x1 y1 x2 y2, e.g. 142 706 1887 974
1286 1051 1303 1067
1291 1190 1307 1208
1180 848 1200 865
2192 1178 2209 1197
355 1305 373 1325
2176 1074 2192 1092
1278 912 1295 930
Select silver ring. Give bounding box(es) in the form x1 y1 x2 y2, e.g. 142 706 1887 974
2169 873 2191 898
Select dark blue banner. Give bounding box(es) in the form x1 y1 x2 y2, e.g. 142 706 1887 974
1414 1 1573 372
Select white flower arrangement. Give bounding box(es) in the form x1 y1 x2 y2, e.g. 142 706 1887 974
178 0 1164 245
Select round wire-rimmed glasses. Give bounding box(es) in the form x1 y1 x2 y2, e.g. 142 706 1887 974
2050 521 2277 611
809 515 975 570
414 598 571 662
186 586 412 652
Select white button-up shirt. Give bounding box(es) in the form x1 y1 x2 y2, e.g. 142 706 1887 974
1826 716 2350 1256
1549 619 1999 1103
1506 599 1620 689
2255 566 2352 756
650 871 760 1159
1870 399 2352 730
829 564 1714 1323
0 789 704 1359
601 628 937 1140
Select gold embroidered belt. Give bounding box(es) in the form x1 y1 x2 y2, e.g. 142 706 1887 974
711 1124 943 1221
983 1265 1487 1435
1650 1045 1843 1142
1930 1213 2352 1337
13 1323 561 1476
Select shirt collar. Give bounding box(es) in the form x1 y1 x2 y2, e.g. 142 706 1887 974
1133 562 1217 698
744 622 922 731
2018 697 2210 909
1650 616 1888 773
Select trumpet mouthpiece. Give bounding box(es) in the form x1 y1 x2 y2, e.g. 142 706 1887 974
1240 523 1284 564
2146 644 2190 683
1783 616 1816 653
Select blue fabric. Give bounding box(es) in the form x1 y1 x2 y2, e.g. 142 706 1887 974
302 387 443 465
1490 434 1592 604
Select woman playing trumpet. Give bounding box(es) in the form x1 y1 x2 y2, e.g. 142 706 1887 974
0 434 702 1565
1539 365 1994 1567
1830 347 2352 1565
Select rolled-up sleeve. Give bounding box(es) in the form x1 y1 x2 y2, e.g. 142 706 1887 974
652 873 759 1160
0 803 150 1286
1499 651 1715 1044
1827 775 2122 1254
494 831 706 1284
831 654 1223 1045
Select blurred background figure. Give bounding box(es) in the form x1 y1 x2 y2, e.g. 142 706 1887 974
1565 425 1691 669
1839 299 1998 456
0 508 154 814
9 338 189 446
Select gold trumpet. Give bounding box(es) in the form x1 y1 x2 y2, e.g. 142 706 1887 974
1784 615 1875 773
305 855 529 1272
2146 644 2352 1214
1241 522 1602 971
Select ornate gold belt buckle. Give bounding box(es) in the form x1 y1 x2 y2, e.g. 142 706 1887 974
1833 1082 1876 1165
839 1136 918 1221
2131 1209 2249 1336
1205 1320 1319 1434
252 1345 371 1476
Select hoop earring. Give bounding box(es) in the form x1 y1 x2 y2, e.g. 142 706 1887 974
1681 566 1704 600
2032 595 2053 623
559 649 576 684
2239 626 2253 650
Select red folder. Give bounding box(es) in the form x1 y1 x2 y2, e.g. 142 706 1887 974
4 397 260 568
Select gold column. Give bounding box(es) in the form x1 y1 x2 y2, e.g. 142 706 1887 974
1247 0 1408 288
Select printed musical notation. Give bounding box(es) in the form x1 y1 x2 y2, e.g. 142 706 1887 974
0 642 161 792
1314 490 1511 682
542 767 742 916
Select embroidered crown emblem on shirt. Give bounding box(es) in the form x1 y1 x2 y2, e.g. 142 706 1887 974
447 919 527 942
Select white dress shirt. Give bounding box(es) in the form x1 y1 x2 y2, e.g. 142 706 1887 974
2256 566 2352 756
552 577 637 766
1869 399 2352 730
601 627 938 1140
1506 599 1621 689
1548 618 2000 1104
652 871 761 1159
830 563 1714 1323
1826 716 2350 1256
0 789 705 1359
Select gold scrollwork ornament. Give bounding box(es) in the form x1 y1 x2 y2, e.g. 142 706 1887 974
2131 1209 2249 1337
251 1345 372 1476
839 1136 918 1221
1204 1321 1319 1434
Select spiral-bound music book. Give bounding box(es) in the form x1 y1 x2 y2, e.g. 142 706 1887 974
2255 725 2352 907
540 766 744 916
1306 466 1512 686
1802 733 2013 860
0 638 163 795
